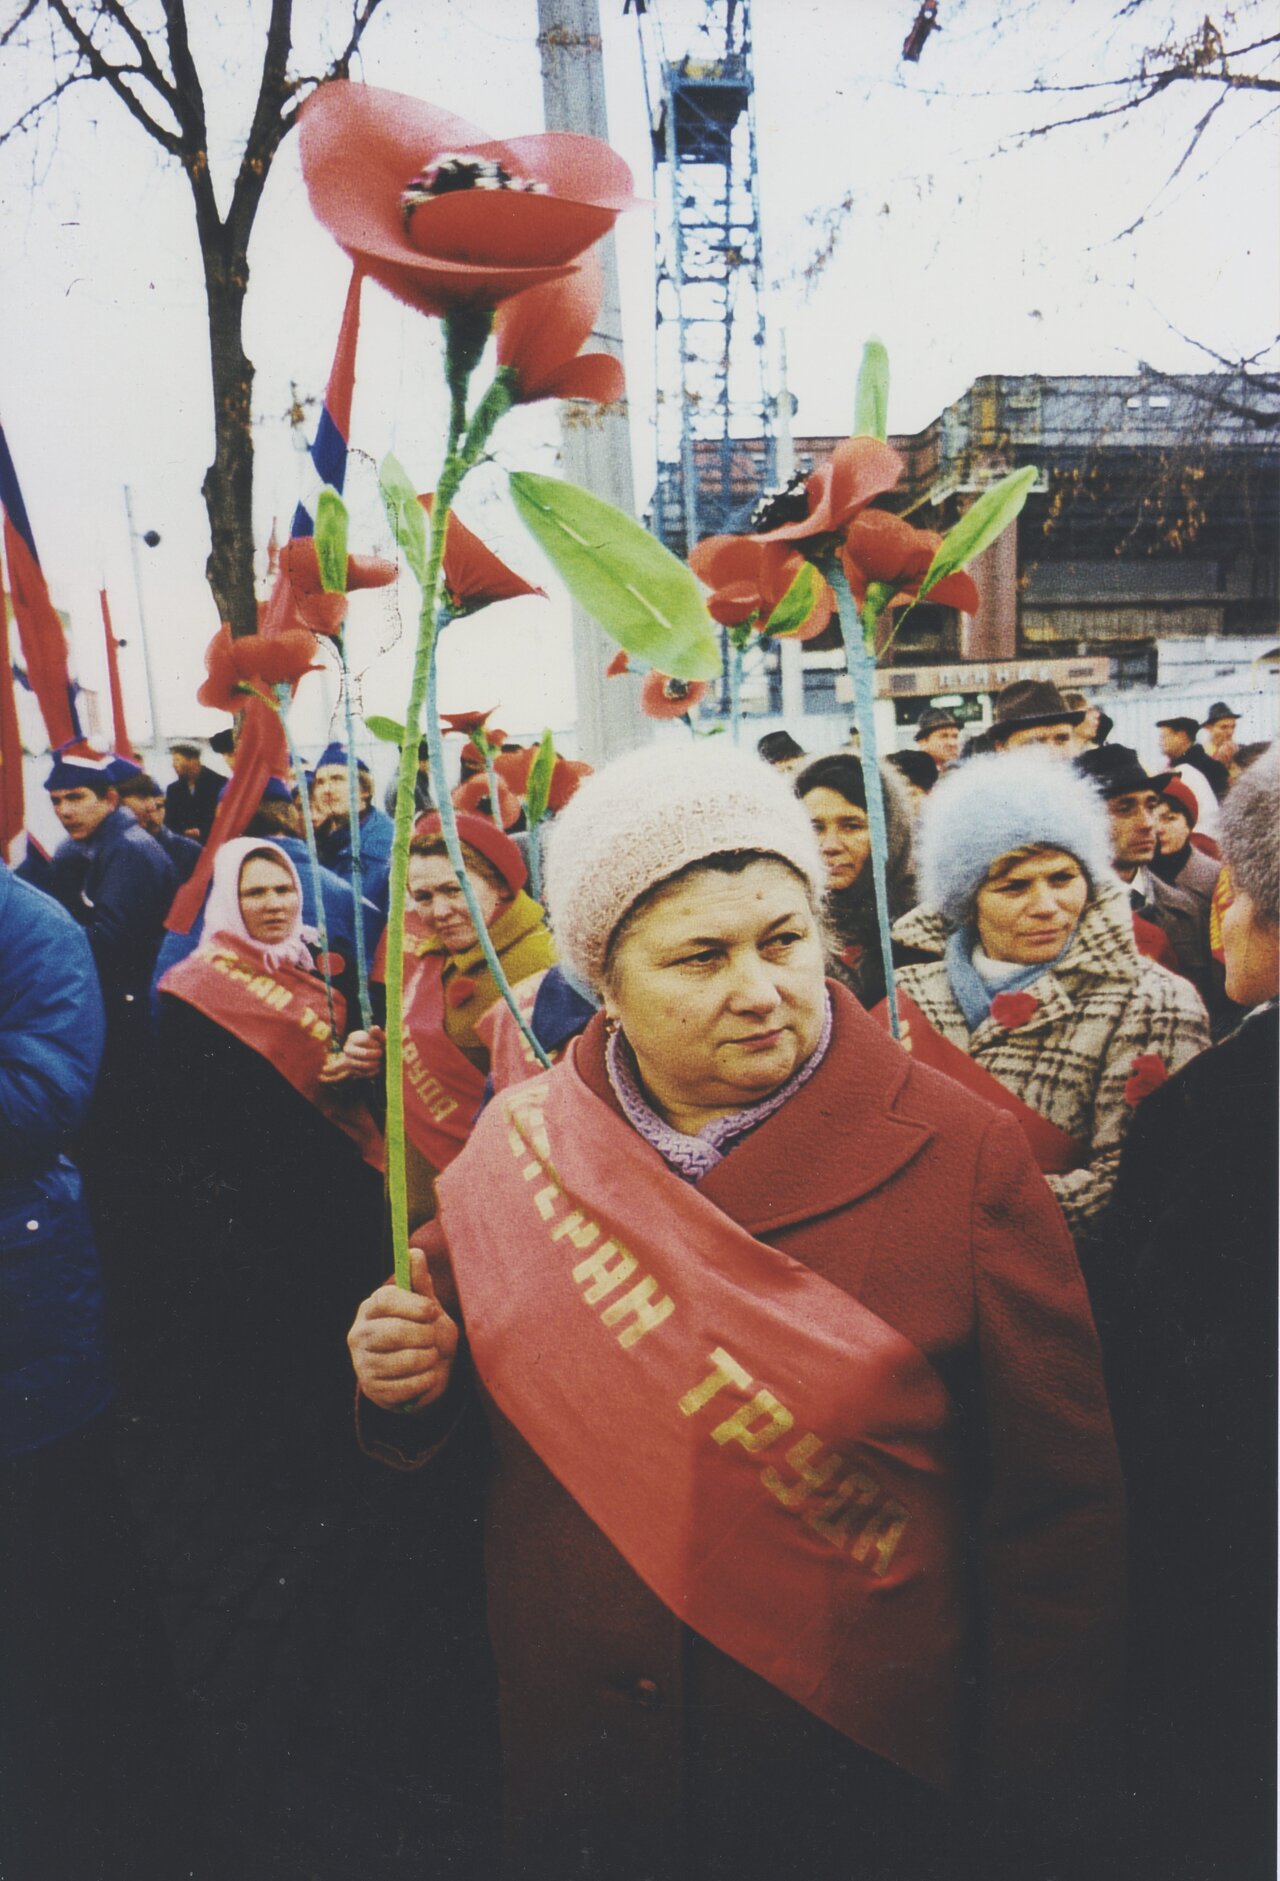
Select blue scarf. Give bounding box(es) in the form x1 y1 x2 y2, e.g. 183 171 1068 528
944 924 1068 1032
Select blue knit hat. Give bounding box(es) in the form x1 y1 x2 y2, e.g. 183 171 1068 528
44 747 120 792
918 750 1114 926
315 742 370 776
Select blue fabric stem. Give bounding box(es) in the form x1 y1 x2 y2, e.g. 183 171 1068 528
338 633 373 1029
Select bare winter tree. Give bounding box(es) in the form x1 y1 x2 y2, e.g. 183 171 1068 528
0 2 388 636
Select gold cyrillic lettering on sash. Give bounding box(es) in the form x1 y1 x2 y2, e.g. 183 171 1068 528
711 1389 795 1453
678 1347 753 1416
599 1276 675 1348
806 1470 879 1545
761 1432 846 1508
551 1210 601 1251
850 1499 910 1577
533 1182 561 1221
572 1241 637 1304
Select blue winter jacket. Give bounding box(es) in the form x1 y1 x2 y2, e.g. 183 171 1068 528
0 864 112 1457
317 805 393 915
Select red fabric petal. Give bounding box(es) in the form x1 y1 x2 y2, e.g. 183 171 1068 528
452 772 521 829
440 707 498 735
605 649 630 677
641 672 708 719
989 990 1041 1031
420 497 545 610
446 975 478 1008
754 437 903 543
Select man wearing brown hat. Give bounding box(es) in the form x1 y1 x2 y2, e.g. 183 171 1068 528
913 708 961 770
1201 702 1241 786
988 680 1082 757
1154 714 1228 801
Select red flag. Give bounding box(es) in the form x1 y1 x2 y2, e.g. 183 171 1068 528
0 560 26 863
0 421 81 750
99 588 138 762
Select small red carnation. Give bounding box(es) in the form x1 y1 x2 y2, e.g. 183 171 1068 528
446 975 478 1008
313 953 346 980
605 649 630 677
990 990 1041 1030
839 943 864 971
1124 1054 1169 1107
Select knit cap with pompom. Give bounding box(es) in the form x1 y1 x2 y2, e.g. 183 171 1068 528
918 749 1115 927
544 742 825 989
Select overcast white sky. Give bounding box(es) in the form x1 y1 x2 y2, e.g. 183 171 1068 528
0 0 1275 759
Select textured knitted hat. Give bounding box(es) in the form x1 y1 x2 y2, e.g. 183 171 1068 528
918 750 1114 926
1220 742 1279 917
544 743 825 988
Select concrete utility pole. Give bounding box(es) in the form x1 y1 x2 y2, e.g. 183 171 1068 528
536 0 650 764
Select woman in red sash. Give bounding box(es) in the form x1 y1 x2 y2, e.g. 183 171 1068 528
156 838 384 1422
888 751 1209 1241
347 746 1124 1881
380 812 556 1228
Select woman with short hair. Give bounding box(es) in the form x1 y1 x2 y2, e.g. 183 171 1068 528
891 752 1209 1238
795 751 915 1008
347 746 1123 1881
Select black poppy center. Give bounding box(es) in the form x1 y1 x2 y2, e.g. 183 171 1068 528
402 155 548 228
749 472 810 534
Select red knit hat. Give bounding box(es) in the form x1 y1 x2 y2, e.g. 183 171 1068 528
413 810 527 896
1160 775 1199 829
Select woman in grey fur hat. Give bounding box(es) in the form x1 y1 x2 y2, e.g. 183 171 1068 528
890 751 1209 1239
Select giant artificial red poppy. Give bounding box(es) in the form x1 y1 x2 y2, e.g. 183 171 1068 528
197 625 320 714
275 537 398 637
439 707 499 738
300 82 638 318
494 247 625 406
839 510 981 615
453 770 522 830
641 672 709 720
749 436 904 545
419 497 546 613
688 534 834 640
493 743 593 815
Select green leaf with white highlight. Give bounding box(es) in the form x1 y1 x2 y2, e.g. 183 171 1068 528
508 471 721 682
378 453 427 585
854 340 890 443
365 715 406 745
524 728 557 830
761 559 827 639
919 466 1038 596
315 487 349 593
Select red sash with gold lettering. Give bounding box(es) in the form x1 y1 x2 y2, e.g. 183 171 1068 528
474 967 552 1095
159 933 383 1171
874 994 1087 1177
396 951 488 1172
436 1052 966 1790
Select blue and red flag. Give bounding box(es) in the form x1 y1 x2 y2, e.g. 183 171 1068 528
0 418 82 751
290 265 363 539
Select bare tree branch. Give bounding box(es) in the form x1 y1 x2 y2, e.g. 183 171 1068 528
1 0 41 50
96 0 179 110
0 63 91 148
44 0 184 153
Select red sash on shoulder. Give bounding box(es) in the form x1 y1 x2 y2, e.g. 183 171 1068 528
474 967 552 1095
159 933 383 1171
436 1052 966 1791
397 951 487 1172
873 993 1086 1176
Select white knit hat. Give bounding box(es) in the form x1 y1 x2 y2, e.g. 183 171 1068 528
918 749 1115 926
544 742 826 988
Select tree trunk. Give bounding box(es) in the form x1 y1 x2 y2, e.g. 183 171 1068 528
201 236 257 639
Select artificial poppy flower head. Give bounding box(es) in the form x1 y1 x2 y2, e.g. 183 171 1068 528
197 626 320 714
275 538 398 636
453 771 522 830
688 534 834 641
419 497 546 614
839 510 980 616
641 671 709 720
748 436 904 548
493 743 593 816
495 247 625 406
300 82 639 319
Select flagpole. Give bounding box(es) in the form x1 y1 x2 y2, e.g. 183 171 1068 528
123 485 162 759
99 587 137 760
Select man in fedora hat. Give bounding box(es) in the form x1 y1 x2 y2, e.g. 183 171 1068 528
1201 702 1242 784
988 680 1083 757
1154 714 1228 802
913 708 961 770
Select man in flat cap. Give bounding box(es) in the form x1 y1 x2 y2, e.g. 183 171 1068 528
164 738 227 844
988 680 1083 757
1155 715 1228 802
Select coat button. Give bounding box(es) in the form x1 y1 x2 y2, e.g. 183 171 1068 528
26 1219 39 1231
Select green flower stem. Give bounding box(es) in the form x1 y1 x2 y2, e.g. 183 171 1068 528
482 750 503 829
273 682 340 1046
336 632 374 1030
824 563 901 1042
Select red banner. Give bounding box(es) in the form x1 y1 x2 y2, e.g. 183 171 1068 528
437 1053 965 1791
873 993 1086 1176
474 967 551 1094
160 931 383 1170
0 562 24 863
394 949 488 1172
98 588 137 761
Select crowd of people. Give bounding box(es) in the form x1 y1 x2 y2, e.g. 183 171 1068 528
2 680 1276 1879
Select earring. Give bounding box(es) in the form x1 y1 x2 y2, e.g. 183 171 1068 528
603 1014 619 1037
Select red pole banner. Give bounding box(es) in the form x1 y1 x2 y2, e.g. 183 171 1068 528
99 587 138 761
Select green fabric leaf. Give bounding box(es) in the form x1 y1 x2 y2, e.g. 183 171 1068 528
854 341 890 443
508 472 721 682
919 467 1038 596
314 487 350 594
379 453 427 584
524 728 557 830
366 715 406 745
761 560 826 638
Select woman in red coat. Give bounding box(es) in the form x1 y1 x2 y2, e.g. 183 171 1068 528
348 746 1123 1881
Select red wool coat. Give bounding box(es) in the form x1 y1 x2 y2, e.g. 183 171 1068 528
366 986 1124 1881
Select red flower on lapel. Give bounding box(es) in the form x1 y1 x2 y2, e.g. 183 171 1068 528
990 990 1040 1030
446 975 478 1008
1124 1053 1169 1107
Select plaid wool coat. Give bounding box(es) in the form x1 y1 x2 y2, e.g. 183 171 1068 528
891 879 1210 1237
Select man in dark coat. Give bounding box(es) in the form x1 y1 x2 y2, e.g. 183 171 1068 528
1155 714 1229 800
1087 743 1278 1881
116 768 201 882
163 737 227 842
